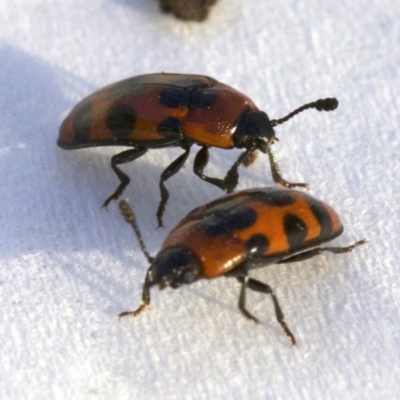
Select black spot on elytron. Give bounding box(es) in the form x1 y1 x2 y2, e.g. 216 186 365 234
190 89 217 108
230 207 258 229
284 213 308 249
203 207 257 237
159 87 189 108
73 102 93 143
246 234 269 257
106 104 137 139
255 190 295 207
157 117 182 139
309 200 333 240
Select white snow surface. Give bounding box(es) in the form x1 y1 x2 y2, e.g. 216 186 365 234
1 1 399 399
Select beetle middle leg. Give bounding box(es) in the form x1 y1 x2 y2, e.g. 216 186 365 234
237 275 296 346
119 268 152 319
102 147 148 209
194 146 253 193
156 146 191 227
193 146 229 191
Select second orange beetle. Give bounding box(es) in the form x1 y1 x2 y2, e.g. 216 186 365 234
118 188 366 345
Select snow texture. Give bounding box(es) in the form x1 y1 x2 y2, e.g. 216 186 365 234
1 0 399 399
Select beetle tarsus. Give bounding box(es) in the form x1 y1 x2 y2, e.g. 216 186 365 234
265 144 309 189
118 302 149 319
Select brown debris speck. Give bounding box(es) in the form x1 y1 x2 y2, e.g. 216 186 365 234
159 0 218 22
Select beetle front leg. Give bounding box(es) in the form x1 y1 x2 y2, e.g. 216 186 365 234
223 149 254 193
102 147 148 209
237 275 296 346
118 268 152 318
265 144 309 190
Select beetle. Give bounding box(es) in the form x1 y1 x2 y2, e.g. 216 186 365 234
58 73 339 227
117 188 366 345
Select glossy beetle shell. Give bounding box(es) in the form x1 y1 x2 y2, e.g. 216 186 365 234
161 188 343 278
58 73 258 150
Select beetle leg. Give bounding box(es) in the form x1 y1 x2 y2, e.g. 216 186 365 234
276 239 367 264
237 275 296 346
157 146 191 228
118 268 152 319
193 146 228 191
242 150 259 167
265 144 309 189
194 147 255 193
102 148 148 209
223 149 254 193
238 275 260 324
118 285 150 318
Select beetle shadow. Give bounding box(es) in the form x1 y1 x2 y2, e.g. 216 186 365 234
0 43 144 304
0 42 231 307
0 43 95 152
0 43 95 251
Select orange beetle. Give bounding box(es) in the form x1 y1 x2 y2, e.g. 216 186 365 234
58 73 338 226
118 188 366 345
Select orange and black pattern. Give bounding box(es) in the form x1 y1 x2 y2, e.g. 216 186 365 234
58 73 258 150
162 188 343 278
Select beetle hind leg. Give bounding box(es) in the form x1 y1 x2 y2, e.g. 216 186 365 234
156 146 191 228
102 147 148 209
276 239 367 264
237 275 296 346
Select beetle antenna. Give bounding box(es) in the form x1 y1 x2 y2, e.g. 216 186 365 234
271 98 338 127
119 200 154 264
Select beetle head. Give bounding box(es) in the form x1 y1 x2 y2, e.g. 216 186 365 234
147 247 202 290
233 110 275 152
